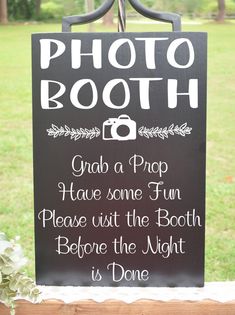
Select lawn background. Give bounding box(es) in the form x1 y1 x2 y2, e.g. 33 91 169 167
0 21 234 281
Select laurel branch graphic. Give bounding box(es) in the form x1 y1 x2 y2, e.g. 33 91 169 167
46 124 101 141
138 123 192 140
47 123 192 141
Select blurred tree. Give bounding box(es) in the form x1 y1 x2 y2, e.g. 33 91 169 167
73 0 86 14
103 6 114 26
216 0 226 21
8 0 35 20
86 0 94 12
182 0 204 16
0 0 8 24
35 0 41 18
86 0 95 31
3 0 233 22
64 0 77 15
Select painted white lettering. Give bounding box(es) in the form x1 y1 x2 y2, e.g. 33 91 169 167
129 154 168 177
135 37 168 69
108 39 136 69
107 262 149 282
167 38 195 68
38 209 87 228
129 78 163 109
102 79 130 109
168 79 198 108
155 208 202 227
92 212 120 228
55 235 107 258
142 235 186 258
41 80 65 109
40 39 66 69
71 39 102 69
70 79 98 109
71 155 109 177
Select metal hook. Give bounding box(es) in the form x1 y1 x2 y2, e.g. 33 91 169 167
128 0 181 31
62 0 115 32
62 0 181 32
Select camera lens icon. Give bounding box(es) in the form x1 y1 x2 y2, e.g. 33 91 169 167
103 115 137 141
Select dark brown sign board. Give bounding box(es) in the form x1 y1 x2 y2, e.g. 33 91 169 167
32 32 207 287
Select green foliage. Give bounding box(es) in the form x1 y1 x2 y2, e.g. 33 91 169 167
0 233 41 314
181 0 206 14
39 0 87 20
137 0 235 16
73 0 86 14
40 2 64 20
8 0 36 20
6 0 235 21
203 0 235 15
151 0 211 15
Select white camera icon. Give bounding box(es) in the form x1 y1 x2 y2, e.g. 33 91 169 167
102 115 137 141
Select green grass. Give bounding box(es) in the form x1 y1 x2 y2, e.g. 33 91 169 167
0 20 235 281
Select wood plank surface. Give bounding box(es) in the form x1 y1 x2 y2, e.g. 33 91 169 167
1 299 235 315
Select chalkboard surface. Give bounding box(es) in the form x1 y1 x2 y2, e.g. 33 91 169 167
32 32 207 287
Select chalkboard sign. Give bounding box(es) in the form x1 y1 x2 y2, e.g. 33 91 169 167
32 32 207 287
